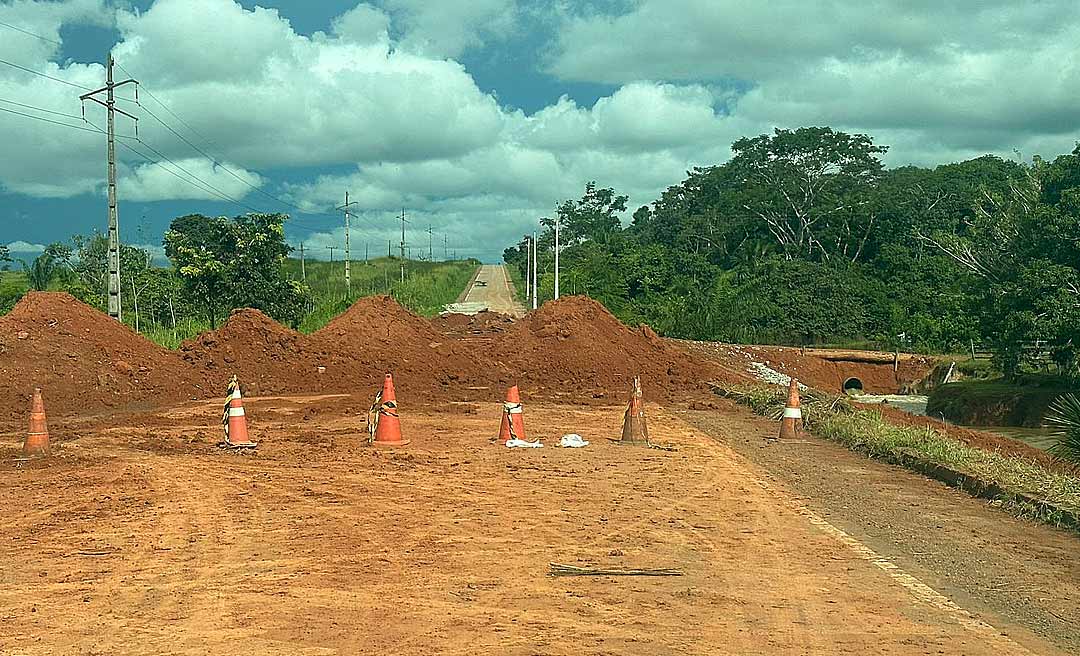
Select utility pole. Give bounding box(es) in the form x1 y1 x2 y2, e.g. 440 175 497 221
399 208 406 283
326 246 336 262
428 224 433 261
525 235 531 303
444 234 448 260
531 231 538 310
299 242 306 282
80 53 138 322
365 242 369 264
335 191 359 296
553 217 560 300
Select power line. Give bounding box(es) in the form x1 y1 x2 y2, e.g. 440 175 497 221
0 20 62 46
0 57 92 90
110 61 394 237
84 114 270 215
0 103 105 134
112 60 366 225
0 96 83 120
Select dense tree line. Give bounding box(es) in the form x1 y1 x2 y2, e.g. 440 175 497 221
506 127 1080 381
3 213 309 338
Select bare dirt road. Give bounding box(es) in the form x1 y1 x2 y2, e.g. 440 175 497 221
0 396 1069 655
450 264 525 317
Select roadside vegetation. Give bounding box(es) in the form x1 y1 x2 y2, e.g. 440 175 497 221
720 384 1080 523
928 376 1071 427
286 257 478 333
0 214 478 348
506 127 1080 386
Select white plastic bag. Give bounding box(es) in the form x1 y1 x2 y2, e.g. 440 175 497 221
559 434 589 448
505 438 543 448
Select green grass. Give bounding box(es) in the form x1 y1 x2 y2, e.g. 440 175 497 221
283 256 479 333
0 270 28 314
719 384 1080 524
141 318 213 349
504 262 527 306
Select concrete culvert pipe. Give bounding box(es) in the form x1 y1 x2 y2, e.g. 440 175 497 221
842 377 864 394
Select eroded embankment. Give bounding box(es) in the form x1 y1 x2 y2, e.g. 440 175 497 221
680 340 936 394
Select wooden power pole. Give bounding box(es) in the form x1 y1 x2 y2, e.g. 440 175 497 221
80 53 138 321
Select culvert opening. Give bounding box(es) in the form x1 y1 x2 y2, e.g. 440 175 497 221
842 377 864 394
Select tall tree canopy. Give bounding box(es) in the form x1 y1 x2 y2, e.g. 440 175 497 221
164 213 308 328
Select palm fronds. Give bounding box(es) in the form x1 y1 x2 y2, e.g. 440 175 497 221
1045 393 1080 464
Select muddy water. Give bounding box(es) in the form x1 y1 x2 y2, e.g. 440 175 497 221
856 393 929 416
963 425 1059 451
854 393 1059 452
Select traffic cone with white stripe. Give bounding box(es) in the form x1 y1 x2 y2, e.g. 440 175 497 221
499 385 526 445
23 388 50 456
372 373 408 446
222 376 257 449
779 378 803 440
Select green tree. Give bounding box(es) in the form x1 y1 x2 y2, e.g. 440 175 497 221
728 127 888 262
553 182 628 245
22 252 59 291
164 213 309 328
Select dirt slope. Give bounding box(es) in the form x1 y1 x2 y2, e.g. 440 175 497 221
487 296 743 403
0 292 199 417
308 295 490 399
179 308 321 397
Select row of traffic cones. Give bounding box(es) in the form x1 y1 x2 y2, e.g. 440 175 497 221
18 373 803 456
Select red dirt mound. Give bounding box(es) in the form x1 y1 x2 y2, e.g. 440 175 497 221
308 296 489 399
315 295 443 345
487 296 742 403
179 309 322 397
432 310 515 335
0 292 198 418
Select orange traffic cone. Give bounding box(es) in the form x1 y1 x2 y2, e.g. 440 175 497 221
221 376 257 449
498 385 527 444
23 388 50 456
619 376 650 445
372 373 408 446
778 378 803 440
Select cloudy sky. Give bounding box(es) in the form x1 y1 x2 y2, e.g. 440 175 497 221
1 0 1078 262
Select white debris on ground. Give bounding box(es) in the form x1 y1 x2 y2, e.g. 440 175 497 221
672 339 809 389
746 361 809 390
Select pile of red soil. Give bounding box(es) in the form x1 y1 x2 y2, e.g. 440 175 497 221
179 309 322 397
432 310 515 335
307 296 489 399
487 296 742 403
0 292 199 418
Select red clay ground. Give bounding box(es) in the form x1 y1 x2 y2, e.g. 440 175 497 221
0 398 1067 655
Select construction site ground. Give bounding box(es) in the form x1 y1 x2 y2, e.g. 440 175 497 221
1 276 1078 654
1 395 1076 655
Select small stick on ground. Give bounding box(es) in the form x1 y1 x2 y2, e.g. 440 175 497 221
549 563 683 577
